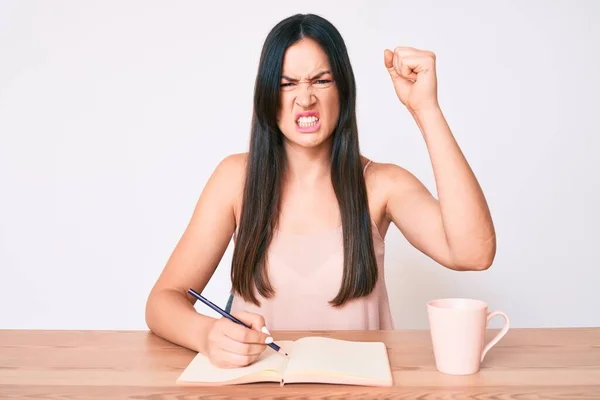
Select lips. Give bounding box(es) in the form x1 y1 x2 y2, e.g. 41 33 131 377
295 110 320 120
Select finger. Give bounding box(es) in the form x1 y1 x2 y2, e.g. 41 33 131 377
218 333 267 356
384 49 394 70
393 50 400 76
394 46 436 65
394 46 423 57
220 318 271 345
398 56 419 81
397 49 435 72
384 49 401 79
231 311 268 333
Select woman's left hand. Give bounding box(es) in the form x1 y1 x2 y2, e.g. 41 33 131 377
384 47 439 114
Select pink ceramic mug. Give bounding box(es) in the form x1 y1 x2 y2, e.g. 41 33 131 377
427 298 510 375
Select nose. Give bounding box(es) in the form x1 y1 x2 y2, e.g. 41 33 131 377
295 83 316 108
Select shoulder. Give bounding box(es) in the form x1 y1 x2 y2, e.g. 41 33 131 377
214 152 248 172
209 152 248 188
211 152 248 223
361 156 430 216
361 157 423 193
212 151 248 185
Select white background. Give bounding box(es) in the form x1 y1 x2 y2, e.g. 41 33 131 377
1 1 599 330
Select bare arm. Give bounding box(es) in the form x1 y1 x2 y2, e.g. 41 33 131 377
145 154 243 353
381 107 496 271
381 47 496 271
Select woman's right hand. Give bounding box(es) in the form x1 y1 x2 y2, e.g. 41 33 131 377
203 311 273 368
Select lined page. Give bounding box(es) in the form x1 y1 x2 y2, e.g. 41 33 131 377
284 337 391 381
177 340 293 384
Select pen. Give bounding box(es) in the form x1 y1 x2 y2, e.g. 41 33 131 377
188 288 288 356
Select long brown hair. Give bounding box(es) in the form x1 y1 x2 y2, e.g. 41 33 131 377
230 13 378 307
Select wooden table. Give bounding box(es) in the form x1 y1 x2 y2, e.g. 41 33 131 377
1 328 599 399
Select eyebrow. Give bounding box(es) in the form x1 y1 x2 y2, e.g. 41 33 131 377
281 70 332 81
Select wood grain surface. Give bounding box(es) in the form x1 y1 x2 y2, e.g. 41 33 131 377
1 328 599 399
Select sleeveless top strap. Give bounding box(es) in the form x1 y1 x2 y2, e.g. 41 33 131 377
363 160 372 175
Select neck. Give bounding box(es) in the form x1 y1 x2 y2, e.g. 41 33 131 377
283 139 333 185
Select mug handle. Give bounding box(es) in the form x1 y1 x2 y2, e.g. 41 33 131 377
480 311 510 362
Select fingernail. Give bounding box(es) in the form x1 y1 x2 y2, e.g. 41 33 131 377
261 326 270 335
265 336 273 344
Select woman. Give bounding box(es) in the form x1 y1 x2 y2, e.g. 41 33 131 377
145 13 495 368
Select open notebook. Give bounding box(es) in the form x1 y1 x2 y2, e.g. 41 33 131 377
176 336 393 387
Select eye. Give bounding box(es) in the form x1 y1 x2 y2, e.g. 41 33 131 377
313 79 334 88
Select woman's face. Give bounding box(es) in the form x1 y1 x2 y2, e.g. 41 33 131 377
276 38 340 150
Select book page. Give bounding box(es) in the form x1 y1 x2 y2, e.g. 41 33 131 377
283 337 392 385
177 340 294 385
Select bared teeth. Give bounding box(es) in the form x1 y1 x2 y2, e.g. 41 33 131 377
296 116 319 127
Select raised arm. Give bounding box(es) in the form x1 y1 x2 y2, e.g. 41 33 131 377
380 47 496 271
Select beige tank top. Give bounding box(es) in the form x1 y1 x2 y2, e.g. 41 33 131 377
229 161 394 331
